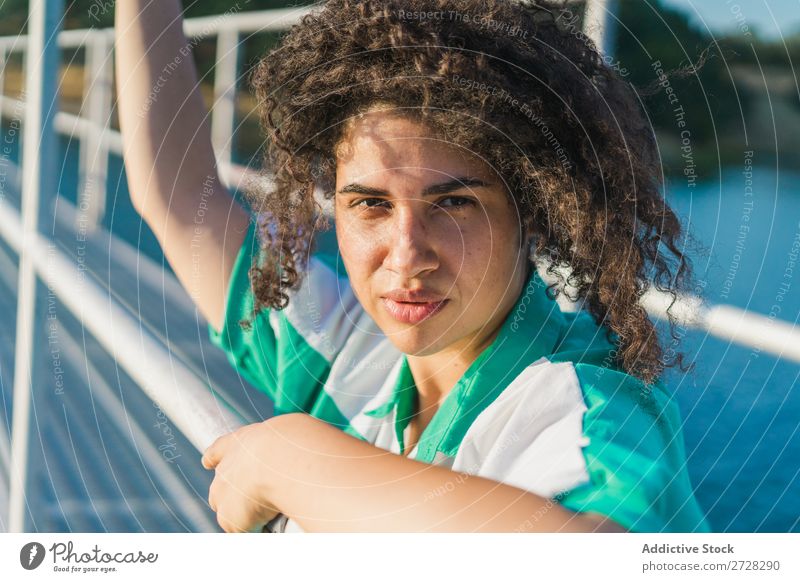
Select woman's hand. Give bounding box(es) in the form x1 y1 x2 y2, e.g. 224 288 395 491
201 419 283 532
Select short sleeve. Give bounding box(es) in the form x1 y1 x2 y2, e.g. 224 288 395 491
207 219 361 416
556 365 712 533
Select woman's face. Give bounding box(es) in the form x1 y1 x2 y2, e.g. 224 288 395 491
334 109 530 358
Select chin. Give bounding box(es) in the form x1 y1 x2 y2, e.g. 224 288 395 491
383 326 449 357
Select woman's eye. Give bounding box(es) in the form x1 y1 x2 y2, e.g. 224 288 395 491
353 198 390 210
435 196 474 209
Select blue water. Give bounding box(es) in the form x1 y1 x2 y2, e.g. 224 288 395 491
662 168 800 532
1 122 798 532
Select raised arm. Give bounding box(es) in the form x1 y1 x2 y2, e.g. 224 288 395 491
115 0 250 331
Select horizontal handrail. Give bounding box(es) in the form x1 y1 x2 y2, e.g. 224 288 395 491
0 95 269 194
0 195 249 452
537 269 800 365
49 324 219 531
0 0 600 52
642 287 800 362
0 6 312 52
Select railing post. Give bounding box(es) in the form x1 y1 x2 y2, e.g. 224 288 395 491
211 28 239 169
582 0 617 57
8 0 63 533
0 49 5 130
77 32 112 231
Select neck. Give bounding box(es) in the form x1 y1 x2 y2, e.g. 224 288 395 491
406 316 505 410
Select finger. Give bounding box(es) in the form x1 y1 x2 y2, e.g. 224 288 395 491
201 444 218 470
201 434 229 469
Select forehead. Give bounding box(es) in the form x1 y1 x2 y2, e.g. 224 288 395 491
334 110 494 183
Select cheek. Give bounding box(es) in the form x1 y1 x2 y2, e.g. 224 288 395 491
335 217 380 296
337 215 375 261
443 213 495 269
456 213 521 289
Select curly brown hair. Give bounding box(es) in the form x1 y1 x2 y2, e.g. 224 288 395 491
244 0 697 386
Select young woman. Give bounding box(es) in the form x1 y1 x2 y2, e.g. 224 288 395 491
116 0 711 533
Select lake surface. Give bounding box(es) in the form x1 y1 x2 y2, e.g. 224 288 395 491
661 166 800 532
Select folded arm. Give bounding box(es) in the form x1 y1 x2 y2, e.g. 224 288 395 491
202 413 626 533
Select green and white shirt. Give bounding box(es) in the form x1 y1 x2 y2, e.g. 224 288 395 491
209 220 711 533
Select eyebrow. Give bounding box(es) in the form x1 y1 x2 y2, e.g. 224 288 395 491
336 177 490 197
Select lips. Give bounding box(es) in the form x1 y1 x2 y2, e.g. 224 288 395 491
381 298 449 324
383 289 447 303
380 288 449 325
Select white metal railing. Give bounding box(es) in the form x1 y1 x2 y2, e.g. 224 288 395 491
582 0 617 55
0 2 310 534
0 196 251 448
0 194 250 530
7 0 62 535
0 0 797 534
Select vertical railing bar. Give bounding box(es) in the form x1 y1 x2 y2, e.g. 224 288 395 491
0 49 6 130
582 0 617 57
0 107 10 529
77 32 111 231
8 0 63 533
210 28 239 170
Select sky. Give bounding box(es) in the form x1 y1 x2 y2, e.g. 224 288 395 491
659 0 800 40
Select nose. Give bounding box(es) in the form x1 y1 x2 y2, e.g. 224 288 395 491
383 204 439 279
